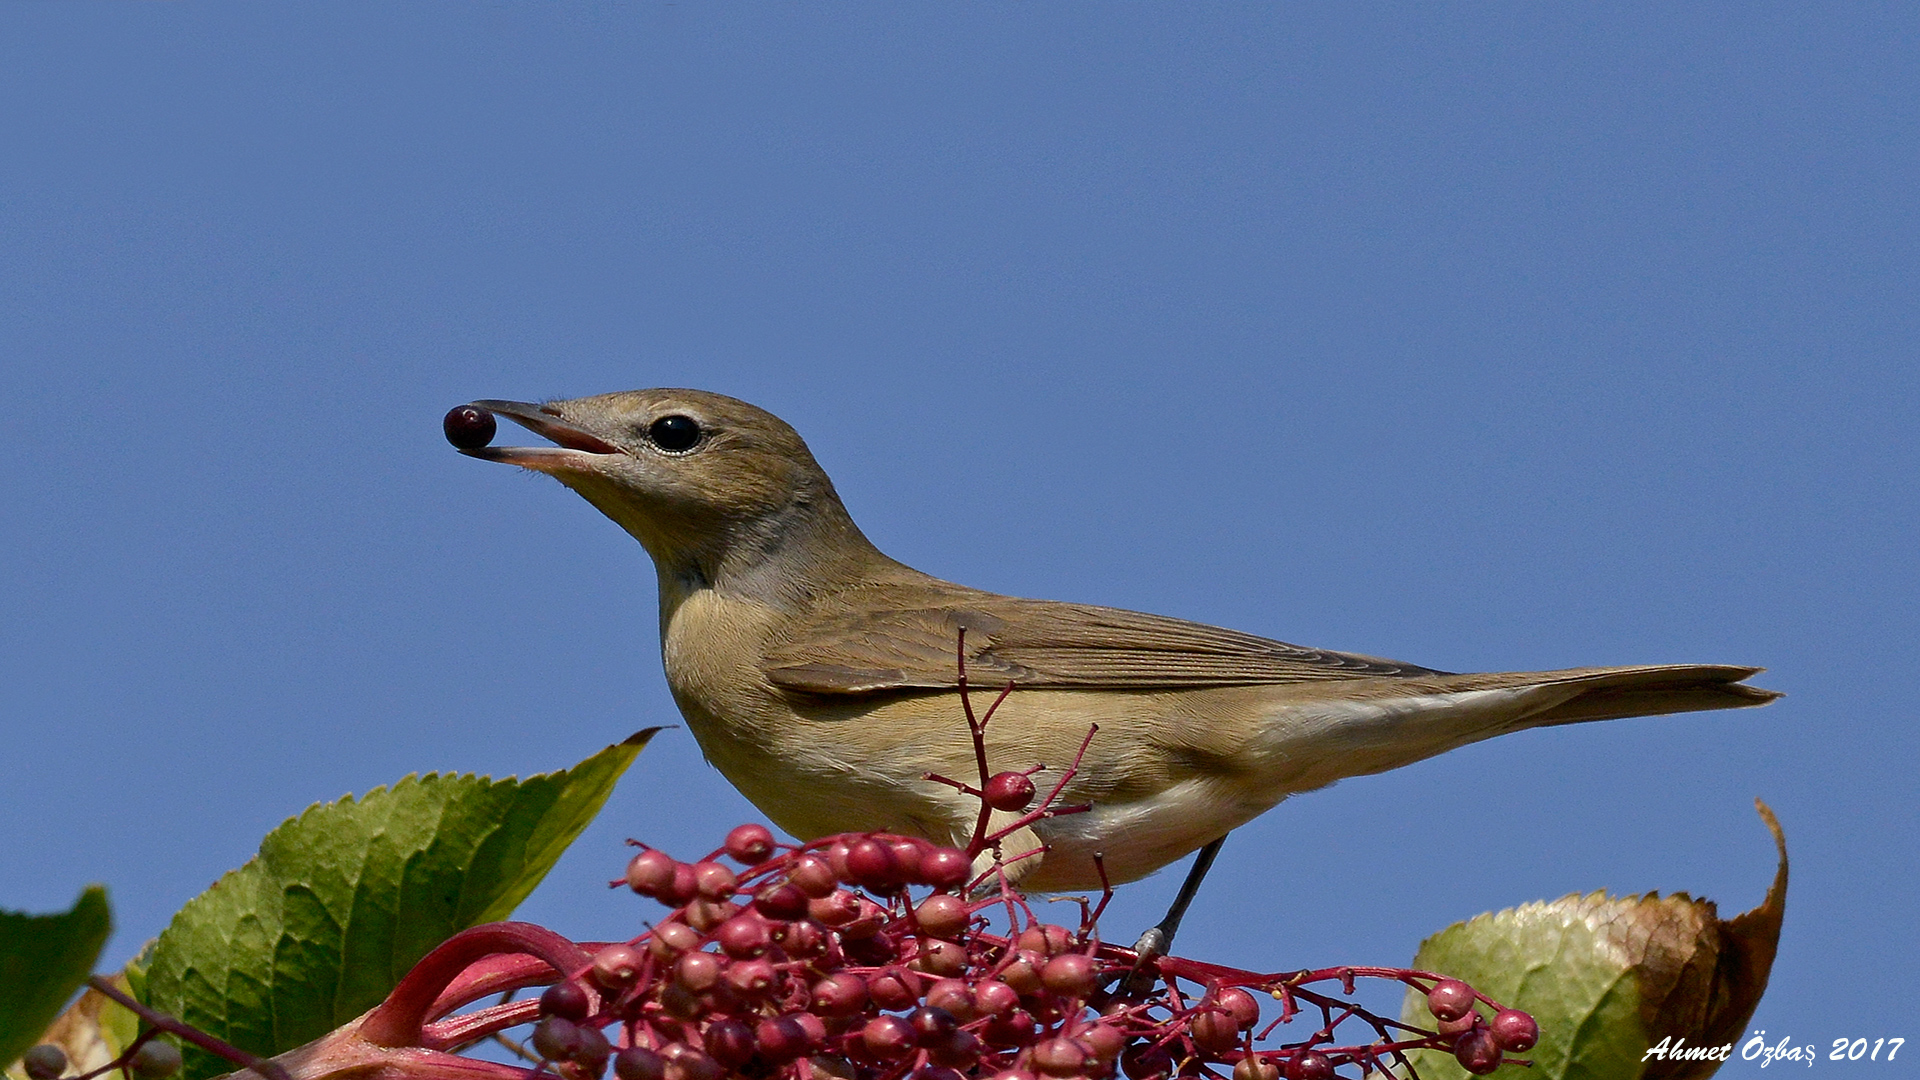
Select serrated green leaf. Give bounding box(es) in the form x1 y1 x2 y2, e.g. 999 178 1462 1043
142 732 653 1079
0 886 112 1071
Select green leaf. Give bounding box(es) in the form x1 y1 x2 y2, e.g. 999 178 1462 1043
0 886 112 1071
1401 802 1788 1080
142 731 654 1079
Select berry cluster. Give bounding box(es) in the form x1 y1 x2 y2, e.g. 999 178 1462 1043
469 813 1536 1080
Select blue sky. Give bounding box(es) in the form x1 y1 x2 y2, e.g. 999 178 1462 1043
4 2 1914 1053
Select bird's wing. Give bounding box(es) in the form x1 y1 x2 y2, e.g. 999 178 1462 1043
762 585 1445 694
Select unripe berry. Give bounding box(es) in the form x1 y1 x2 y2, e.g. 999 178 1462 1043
889 837 927 881
1232 1056 1279 1080
915 894 971 940
129 1042 183 1080
983 771 1037 811
808 890 861 926
810 972 870 1016
841 898 888 940
691 861 737 899
789 854 839 897
913 938 969 976
980 1009 1037 1048
826 840 854 879
1284 1052 1334 1080
1426 979 1475 1023
715 914 770 958
753 1016 808 1062
922 846 973 889
998 949 1045 994
778 918 827 957
22 1046 67 1080
704 1019 756 1069
1016 924 1074 956
724 823 776 863
1191 1008 1240 1053
1455 1027 1503 1075
867 967 922 1010
532 1017 583 1061
664 864 699 906
1081 1022 1126 1066
673 951 723 992
1219 987 1260 1030
1490 1009 1538 1053
753 883 810 921
1041 953 1099 998
845 837 901 888
1032 1037 1088 1077
540 980 592 1021
724 957 778 997
1437 1011 1482 1038
862 1016 916 1059
649 921 701 960
614 1047 664 1080
626 850 678 897
973 978 1019 1017
589 943 643 991
925 977 975 1020
684 898 738 931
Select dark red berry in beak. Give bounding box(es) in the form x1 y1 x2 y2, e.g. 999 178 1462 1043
444 405 496 450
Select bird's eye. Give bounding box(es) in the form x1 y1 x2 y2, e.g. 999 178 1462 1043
647 414 702 452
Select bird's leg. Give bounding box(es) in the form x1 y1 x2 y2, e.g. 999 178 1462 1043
1127 835 1226 986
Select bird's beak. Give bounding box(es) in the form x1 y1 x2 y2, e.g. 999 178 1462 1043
460 399 625 473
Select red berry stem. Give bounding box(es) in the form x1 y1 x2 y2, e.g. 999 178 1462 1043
84 976 293 1080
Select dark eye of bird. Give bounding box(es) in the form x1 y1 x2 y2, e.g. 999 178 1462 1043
648 414 702 452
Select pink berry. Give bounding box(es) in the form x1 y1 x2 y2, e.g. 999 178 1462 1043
724 823 776 863
684 898 738 931
925 977 975 1019
1427 979 1476 1022
1041 953 1099 998
908 1005 958 1045
981 1009 1037 1049
1219 987 1260 1029
673 951 722 992
531 1017 582 1061
691 860 737 899
724 957 778 997
1016 924 1074 956
778 918 827 957
915 893 972 940
1032 1037 1087 1077
625 850 678 897
983 771 1037 811
922 846 974 889
1081 1022 1126 1065
914 938 968 977
1191 1008 1240 1053
788 854 839 897
810 972 870 1016
1455 1027 1503 1075
862 1015 916 1059
589 943 642 991
890 837 927 880
664 863 699 905
998 949 1045 993
753 882 810 921
845 837 902 888
867 967 922 1010
648 921 700 959
715 914 770 958
808 890 861 926
754 1016 813 1062
1490 1009 1538 1053
973 978 1019 1017
928 1030 984 1069
1438 1011 1482 1037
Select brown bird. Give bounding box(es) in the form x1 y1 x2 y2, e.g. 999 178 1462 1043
451 389 1777 902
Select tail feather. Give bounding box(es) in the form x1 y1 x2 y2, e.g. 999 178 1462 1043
1508 664 1781 728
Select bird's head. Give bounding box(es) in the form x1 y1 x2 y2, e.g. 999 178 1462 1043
451 389 878 597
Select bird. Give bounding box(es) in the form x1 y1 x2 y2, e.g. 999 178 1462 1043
448 388 1778 899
